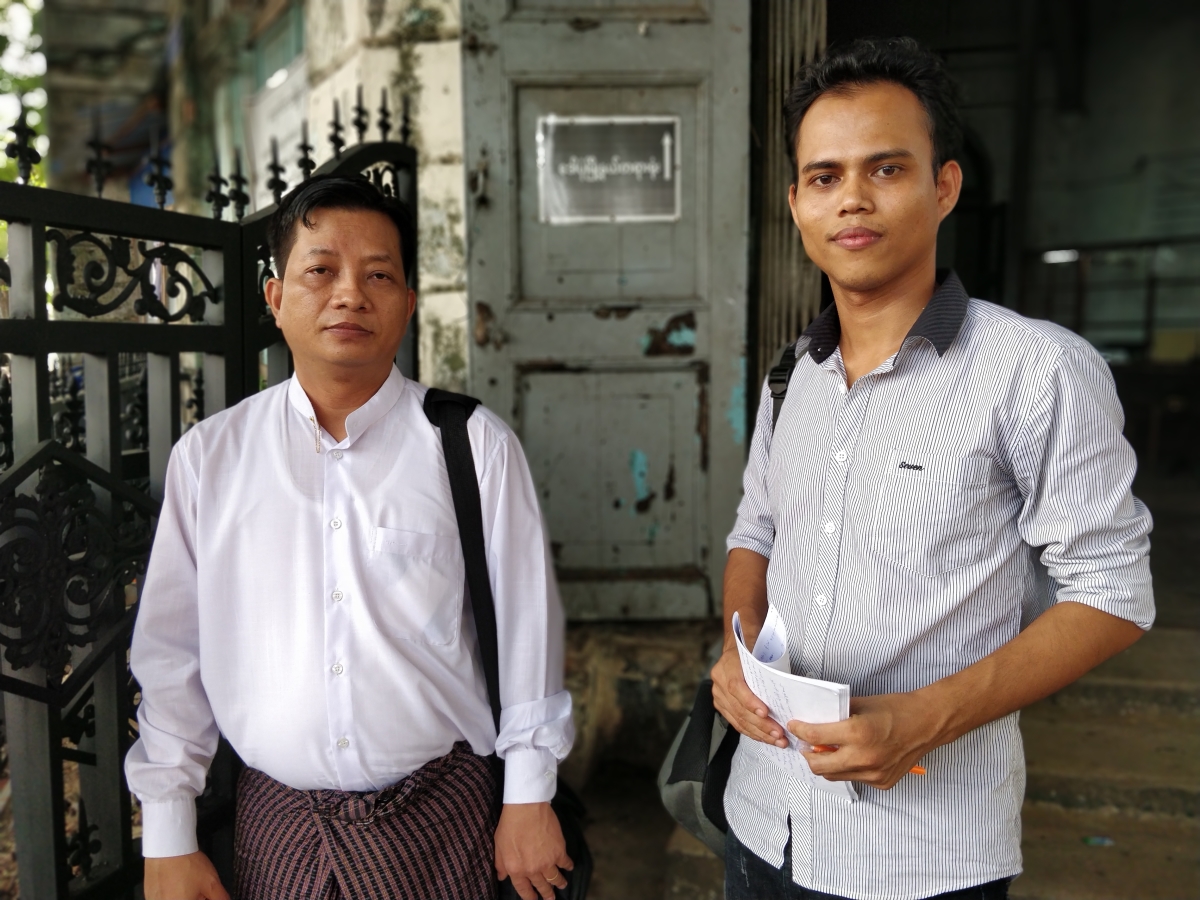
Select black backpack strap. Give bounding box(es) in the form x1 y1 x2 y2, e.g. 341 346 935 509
767 338 806 433
422 388 502 732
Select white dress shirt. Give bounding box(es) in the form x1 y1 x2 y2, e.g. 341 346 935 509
125 366 574 858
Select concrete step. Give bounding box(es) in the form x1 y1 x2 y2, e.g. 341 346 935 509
1045 627 1200 717
1020 709 1200 815
1020 627 1200 816
1013 801 1200 900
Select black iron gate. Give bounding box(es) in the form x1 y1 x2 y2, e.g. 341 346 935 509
0 96 417 899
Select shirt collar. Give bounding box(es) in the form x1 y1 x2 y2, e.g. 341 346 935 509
801 269 970 364
287 365 407 447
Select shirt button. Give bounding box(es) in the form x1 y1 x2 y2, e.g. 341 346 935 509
839 384 848 395
332 450 343 460
330 517 343 530
337 737 350 749
834 450 848 463
815 594 829 607
544 771 555 781
331 589 344 602
823 521 837 534
331 663 344 675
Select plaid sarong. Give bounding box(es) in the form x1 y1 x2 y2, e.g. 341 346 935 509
233 741 499 900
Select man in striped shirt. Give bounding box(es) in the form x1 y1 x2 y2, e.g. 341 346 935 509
711 37 1154 900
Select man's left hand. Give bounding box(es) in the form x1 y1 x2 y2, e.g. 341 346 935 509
788 692 938 790
495 801 573 900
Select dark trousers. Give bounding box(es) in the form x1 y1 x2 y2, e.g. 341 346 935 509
725 828 1010 900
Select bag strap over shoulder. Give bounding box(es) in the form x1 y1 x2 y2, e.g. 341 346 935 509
422 388 502 732
767 338 807 434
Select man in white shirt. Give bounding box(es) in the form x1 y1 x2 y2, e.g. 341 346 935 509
126 175 574 900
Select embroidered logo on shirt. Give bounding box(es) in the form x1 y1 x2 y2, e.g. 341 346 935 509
898 461 924 471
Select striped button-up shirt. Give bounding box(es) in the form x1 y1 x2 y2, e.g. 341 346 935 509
724 271 1154 899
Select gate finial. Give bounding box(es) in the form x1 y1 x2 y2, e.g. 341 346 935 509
378 88 392 143
267 138 288 205
400 95 412 146
145 131 174 209
353 85 369 144
229 150 250 219
5 106 41 184
85 112 112 198
205 154 230 220
329 99 345 160
297 120 316 181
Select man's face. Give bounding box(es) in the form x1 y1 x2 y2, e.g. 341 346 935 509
264 207 415 373
788 81 961 294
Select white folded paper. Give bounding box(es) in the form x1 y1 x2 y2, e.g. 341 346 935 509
733 607 858 802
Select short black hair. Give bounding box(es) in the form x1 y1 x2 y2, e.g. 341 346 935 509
266 174 417 282
783 36 963 183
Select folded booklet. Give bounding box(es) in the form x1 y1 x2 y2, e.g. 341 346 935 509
733 607 858 802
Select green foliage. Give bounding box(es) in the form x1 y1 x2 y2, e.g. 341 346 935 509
0 0 47 184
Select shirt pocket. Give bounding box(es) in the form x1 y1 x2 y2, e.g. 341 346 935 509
367 527 464 645
870 449 1000 576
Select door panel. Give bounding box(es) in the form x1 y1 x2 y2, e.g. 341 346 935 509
517 85 700 303
462 0 749 619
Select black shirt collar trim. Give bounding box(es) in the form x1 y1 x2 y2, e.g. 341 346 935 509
800 269 970 364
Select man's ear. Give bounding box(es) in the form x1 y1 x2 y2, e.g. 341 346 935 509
405 288 417 325
263 277 284 328
936 160 963 222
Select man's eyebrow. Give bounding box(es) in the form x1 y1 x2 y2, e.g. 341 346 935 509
801 158 841 174
301 248 397 263
800 148 916 175
864 148 916 165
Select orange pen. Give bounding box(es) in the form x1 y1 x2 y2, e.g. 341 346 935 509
811 744 926 775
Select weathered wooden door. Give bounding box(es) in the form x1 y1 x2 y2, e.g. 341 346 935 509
461 0 750 619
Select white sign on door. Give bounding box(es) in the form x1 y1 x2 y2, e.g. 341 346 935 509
537 115 681 224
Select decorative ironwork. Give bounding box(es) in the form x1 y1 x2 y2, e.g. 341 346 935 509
329 100 345 160
267 138 287 205
229 151 250 220
144 133 173 210
378 89 392 143
0 457 154 682
85 116 112 200
0 369 13 471
353 85 370 144
46 230 221 322
123 368 148 451
51 364 86 453
256 242 276 322
6 107 42 184
66 797 103 879
401 95 412 146
205 156 230 220
185 367 205 424
297 121 316 182
62 684 97 746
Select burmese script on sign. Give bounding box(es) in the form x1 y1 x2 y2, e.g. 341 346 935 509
537 114 681 224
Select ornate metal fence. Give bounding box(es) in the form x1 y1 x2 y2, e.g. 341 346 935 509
0 93 417 899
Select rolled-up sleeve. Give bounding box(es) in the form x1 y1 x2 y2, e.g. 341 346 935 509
727 379 778 558
125 438 221 857
1011 343 1155 629
476 415 574 804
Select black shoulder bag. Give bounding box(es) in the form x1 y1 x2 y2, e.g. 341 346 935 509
423 388 592 900
655 338 804 857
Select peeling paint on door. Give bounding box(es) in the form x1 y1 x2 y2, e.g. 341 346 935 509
629 448 657 513
725 357 746 445
643 311 697 356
